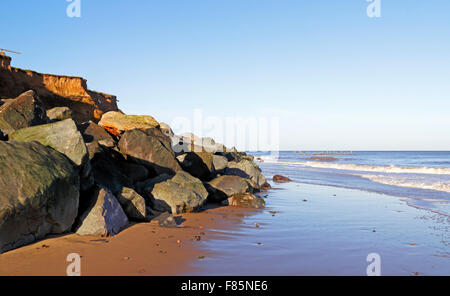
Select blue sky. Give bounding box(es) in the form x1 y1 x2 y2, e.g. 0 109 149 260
1 0 449 150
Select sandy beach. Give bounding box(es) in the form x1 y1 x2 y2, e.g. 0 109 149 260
1 180 448 276
0 205 259 276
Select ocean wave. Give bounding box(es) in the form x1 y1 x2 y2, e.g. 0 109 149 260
270 161 450 175
359 174 450 193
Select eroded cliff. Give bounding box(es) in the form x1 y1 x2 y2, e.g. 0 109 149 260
0 54 118 123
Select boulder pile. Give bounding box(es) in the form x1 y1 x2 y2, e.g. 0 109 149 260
0 89 270 253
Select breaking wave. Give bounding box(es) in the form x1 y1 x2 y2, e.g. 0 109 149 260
269 161 450 175
359 174 450 194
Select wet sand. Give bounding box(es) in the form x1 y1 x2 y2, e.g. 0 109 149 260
0 205 258 276
188 182 450 276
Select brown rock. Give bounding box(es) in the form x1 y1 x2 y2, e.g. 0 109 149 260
118 129 181 175
225 193 265 209
273 175 292 183
79 121 114 143
46 107 72 122
0 90 47 135
98 111 159 137
207 175 254 202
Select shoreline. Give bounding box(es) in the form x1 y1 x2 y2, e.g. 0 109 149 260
0 204 260 276
1 180 448 276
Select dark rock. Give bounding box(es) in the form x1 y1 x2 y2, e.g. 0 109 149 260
177 152 214 181
261 182 272 189
224 193 265 209
273 175 292 183
226 159 267 189
90 149 134 194
212 155 228 172
0 141 80 253
78 121 113 143
76 187 128 236
143 171 208 214
9 118 88 167
206 175 254 202
118 129 182 175
46 107 72 122
9 118 92 190
118 161 149 184
0 90 47 135
153 212 178 228
116 187 148 221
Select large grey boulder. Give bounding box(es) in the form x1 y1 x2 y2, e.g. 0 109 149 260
116 187 147 221
212 155 228 172
76 187 129 236
144 171 208 214
9 118 88 167
9 118 92 190
206 175 254 202
226 159 267 188
0 90 47 135
118 129 182 175
0 141 80 253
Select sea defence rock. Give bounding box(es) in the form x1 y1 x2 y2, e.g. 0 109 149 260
0 56 118 123
79 121 114 143
98 111 159 137
172 133 225 155
90 148 134 194
0 90 47 135
152 211 178 228
9 118 92 191
144 171 208 214
206 175 254 202
212 155 228 172
116 187 147 221
9 119 89 167
46 107 72 122
0 141 80 253
159 122 174 138
177 152 214 181
118 129 181 175
76 187 128 236
273 175 292 183
226 159 267 189
225 193 265 209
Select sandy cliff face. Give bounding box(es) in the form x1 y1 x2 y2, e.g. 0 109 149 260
0 55 118 123
0 55 11 68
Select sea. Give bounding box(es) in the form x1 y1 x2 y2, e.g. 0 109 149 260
187 151 450 275
251 151 450 216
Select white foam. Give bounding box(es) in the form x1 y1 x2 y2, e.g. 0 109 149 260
359 174 450 193
278 161 450 175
